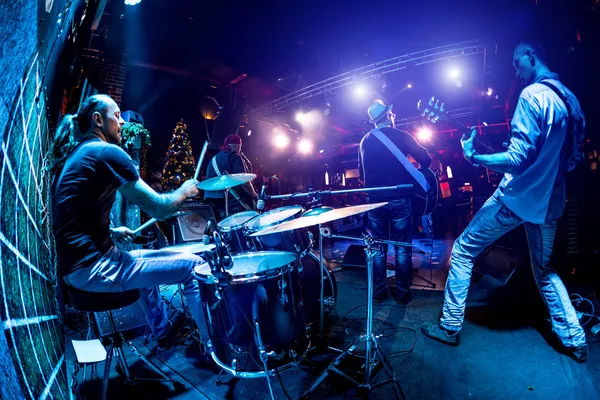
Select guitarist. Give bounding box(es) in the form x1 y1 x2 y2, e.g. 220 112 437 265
205 134 258 219
359 100 432 304
421 42 588 362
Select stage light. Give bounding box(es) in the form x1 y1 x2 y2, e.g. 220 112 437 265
417 127 433 142
247 130 252 136
354 83 368 98
449 67 460 79
486 87 493 96
273 133 290 149
407 83 412 89
125 0 142 5
319 149 324 154
296 112 306 123
446 166 453 179
325 171 329 185
298 139 313 154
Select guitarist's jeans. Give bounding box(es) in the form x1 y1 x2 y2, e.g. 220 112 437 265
440 195 586 348
366 198 413 296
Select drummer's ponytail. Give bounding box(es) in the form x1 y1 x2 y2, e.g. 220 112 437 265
48 94 112 176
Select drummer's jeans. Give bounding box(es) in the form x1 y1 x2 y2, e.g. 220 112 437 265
366 198 413 296
440 195 586 349
64 247 209 342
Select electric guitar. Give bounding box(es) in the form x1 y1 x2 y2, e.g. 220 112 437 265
417 96 497 153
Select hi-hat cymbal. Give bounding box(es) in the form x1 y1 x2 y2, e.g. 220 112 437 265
197 173 256 191
250 202 387 236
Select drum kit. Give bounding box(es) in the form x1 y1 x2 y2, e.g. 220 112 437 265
146 172 410 399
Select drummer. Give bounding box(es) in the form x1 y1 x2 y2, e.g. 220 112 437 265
50 94 210 354
204 134 259 219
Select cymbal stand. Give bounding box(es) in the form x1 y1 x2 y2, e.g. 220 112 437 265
317 224 348 340
224 188 230 217
303 234 406 399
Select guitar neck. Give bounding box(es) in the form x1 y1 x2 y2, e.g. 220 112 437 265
446 119 496 153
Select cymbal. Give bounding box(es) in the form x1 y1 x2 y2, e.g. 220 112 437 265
197 173 256 191
250 202 387 236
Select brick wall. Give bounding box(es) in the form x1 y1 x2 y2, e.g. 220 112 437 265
86 46 127 105
0 0 75 399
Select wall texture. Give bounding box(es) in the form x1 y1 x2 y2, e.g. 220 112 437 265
0 0 82 398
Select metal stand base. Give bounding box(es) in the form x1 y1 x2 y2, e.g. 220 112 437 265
100 312 182 400
302 238 405 399
412 271 436 289
302 334 404 398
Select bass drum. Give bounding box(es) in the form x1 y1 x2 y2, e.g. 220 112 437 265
299 251 337 335
194 251 308 373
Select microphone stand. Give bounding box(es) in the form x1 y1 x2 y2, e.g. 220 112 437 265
265 184 413 201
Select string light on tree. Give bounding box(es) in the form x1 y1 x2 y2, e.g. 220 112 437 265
162 119 196 191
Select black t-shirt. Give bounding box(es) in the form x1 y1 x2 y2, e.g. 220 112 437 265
358 127 431 202
52 138 139 277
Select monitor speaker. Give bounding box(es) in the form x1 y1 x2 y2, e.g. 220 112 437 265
342 244 367 270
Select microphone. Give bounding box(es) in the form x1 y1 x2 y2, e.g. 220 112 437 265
202 220 212 244
257 184 266 211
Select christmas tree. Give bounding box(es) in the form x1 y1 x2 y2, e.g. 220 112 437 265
162 119 196 191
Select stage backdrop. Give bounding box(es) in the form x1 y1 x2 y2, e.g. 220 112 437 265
0 0 90 398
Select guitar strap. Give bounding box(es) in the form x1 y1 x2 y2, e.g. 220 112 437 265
211 157 253 211
538 80 581 172
370 129 430 192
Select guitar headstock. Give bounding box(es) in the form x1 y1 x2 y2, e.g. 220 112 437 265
417 96 447 124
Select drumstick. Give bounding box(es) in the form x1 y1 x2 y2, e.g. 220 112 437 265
133 140 210 235
194 140 209 181
132 218 157 235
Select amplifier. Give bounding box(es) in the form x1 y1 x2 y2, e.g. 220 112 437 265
166 202 216 244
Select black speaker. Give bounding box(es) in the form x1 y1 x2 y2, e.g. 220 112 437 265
342 244 367 270
94 302 148 338
473 245 529 286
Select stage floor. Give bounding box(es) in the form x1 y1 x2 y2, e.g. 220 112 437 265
66 238 600 399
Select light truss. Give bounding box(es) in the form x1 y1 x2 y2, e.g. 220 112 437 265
254 39 495 115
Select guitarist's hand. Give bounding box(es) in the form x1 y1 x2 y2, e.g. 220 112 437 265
461 128 477 161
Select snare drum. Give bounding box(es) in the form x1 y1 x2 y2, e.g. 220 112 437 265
194 251 308 373
165 242 217 258
218 211 258 253
244 206 311 256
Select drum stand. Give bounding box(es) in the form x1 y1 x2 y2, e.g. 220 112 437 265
224 188 230 217
303 234 406 399
160 285 201 345
316 225 348 339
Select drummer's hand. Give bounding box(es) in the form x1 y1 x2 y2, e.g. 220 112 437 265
181 179 200 199
110 226 135 244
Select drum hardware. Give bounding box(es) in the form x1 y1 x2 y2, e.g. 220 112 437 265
250 202 407 397
302 234 407 398
256 185 413 341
